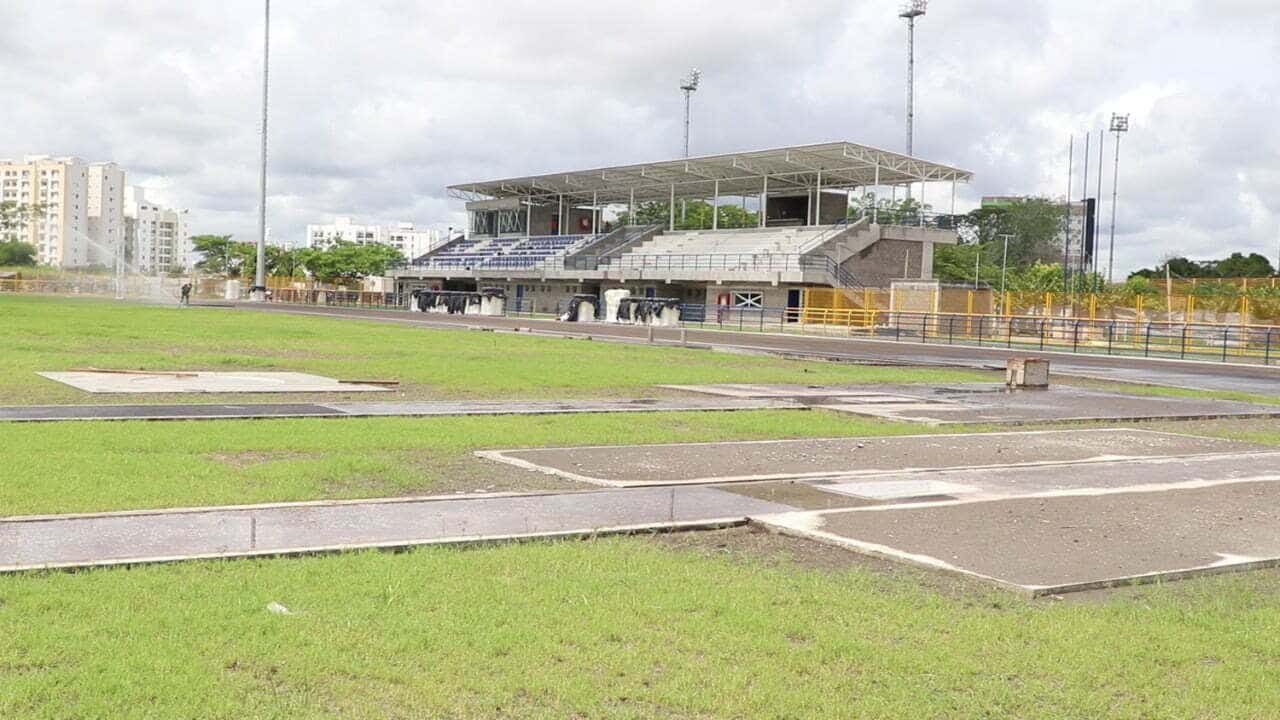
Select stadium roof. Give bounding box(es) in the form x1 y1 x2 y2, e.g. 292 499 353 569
448 141 973 205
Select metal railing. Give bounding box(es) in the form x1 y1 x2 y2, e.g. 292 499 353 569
877 311 1280 365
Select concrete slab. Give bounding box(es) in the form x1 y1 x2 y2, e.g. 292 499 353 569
38 371 391 394
0 486 791 573
667 382 1280 425
759 472 1280 595
820 479 980 500
0 397 797 423
477 428 1268 487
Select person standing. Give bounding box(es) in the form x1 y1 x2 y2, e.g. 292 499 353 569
180 281 192 306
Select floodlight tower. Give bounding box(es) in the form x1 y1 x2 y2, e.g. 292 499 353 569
899 0 927 158
680 68 701 158
1106 113 1129 283
251 0 271 301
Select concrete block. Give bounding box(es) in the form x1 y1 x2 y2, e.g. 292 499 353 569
1007 357 1050 388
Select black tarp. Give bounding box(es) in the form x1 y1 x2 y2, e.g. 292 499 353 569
412 289 483 314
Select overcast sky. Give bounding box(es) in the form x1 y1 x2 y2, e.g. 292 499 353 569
3 0 1278 272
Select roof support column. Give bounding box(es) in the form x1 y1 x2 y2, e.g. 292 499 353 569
873 163 880 224
919 181 926 226
591 191 598 234
628 188 635 227
525 196 532 238
760 175 768 228
558 194 564 236
814 170 822 226
669 184 675 231
712 179 719 230
950 174 956 215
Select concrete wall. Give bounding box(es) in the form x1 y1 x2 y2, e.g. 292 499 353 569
843 238 925 287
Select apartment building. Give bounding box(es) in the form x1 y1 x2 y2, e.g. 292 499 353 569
124 187 190 275
86 162 126 266
306 216 443 260
0 155 126 267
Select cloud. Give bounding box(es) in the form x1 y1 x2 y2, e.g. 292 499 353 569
2 0 1278 273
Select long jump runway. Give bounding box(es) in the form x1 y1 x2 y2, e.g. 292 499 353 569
0 487 790 573
0 396 793 423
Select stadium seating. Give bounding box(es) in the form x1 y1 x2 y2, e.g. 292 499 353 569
419 234 596 269
607 227 832 269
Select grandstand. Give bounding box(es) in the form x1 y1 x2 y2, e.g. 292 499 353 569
395 141 972 314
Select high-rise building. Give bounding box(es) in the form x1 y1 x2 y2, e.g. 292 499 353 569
306 216 444 260
1 155 89 266
124 187 190 275
0 155 127 268
86 162 125 266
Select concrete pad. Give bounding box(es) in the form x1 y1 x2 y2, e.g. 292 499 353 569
477 429 1268 487
659 384 936 404
0 486 791 573
759 473 1280 595
38 371 391 394
667 382 1280 425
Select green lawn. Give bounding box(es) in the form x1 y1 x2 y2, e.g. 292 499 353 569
4 537 1280 719
0 410 926 517
0 295 989 404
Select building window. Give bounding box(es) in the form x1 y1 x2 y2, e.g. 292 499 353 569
732 291 763 308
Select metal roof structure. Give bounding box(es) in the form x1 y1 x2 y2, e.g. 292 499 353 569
447 141 973 205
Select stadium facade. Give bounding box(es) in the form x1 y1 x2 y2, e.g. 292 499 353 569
392 142 972 314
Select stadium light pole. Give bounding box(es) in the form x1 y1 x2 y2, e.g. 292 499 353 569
899 0 927 199
1106 113 1129 284
680 68 701 158
252 0 271 301
679 68 700 224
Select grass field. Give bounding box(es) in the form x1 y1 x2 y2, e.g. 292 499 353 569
0 410 926 517
7 293 1280 717
0 295 989 404
5 536 1280 719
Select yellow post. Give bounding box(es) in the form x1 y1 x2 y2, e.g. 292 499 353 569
863 287 872 311
1241 295 1249 327
1136 294 1144 321
1089 294 1097 320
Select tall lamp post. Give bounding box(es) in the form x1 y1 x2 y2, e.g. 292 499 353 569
679 68 700 225
252 0 271 301
1106 113 1129 284
680 68 701 158
900 1 927 155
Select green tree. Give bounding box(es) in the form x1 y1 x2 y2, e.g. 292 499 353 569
0 239 38 266
0 201 46 242
300 241 404 283
1213 252 1275 278
616 200 759 230
192 235 241 275
271 248 308 278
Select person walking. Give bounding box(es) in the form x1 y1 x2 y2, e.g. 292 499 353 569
180 281 192 306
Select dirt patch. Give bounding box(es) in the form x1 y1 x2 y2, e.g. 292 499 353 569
391 450 581 495
646 525 1007 601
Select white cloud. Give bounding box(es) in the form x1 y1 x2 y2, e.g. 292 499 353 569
2 0 1278 271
